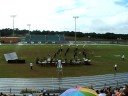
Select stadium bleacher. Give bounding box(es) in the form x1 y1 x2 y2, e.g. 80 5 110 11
22 34 65 44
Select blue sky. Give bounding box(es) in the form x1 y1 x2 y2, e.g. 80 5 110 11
0 0 128 34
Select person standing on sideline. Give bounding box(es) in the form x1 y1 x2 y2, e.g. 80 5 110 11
30 63 33 70
57 59 62 70
114 64 117 71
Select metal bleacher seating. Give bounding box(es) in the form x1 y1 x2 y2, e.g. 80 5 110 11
46 34 65 43
22 34 65 44
30 35 45 43
46 34 59 43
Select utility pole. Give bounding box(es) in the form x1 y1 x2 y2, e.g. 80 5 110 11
27 24 31 43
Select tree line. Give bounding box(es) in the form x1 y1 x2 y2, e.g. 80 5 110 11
0 28 128 40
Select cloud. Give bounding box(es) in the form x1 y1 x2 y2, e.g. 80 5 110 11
0 0 128 34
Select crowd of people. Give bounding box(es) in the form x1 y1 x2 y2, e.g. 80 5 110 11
0 84 127 96
96 84 128 96
39 84 128 96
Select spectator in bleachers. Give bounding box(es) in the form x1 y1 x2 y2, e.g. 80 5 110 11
96 90 100 94
0 92 3 96
114 88 122 96
105 87 113 96
123 84 128 96
98 89 106 96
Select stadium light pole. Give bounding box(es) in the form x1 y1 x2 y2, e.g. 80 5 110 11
27 24 31 43
11 15 16 37
73 16 79 45
27 24 31 31
45 35 47 43
27 24 31 35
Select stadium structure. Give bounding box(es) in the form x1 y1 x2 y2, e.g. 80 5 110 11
0 34 66 44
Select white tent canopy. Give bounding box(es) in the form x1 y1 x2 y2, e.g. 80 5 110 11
4 52 18 61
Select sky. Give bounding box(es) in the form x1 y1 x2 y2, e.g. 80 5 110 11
0 0 128 34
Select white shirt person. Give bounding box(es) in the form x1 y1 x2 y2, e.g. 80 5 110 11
30 63 33 70
114 64 117 71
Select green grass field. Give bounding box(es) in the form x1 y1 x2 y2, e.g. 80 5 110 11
0 44 128 78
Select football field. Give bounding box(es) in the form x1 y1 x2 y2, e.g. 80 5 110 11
0 44 128 77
